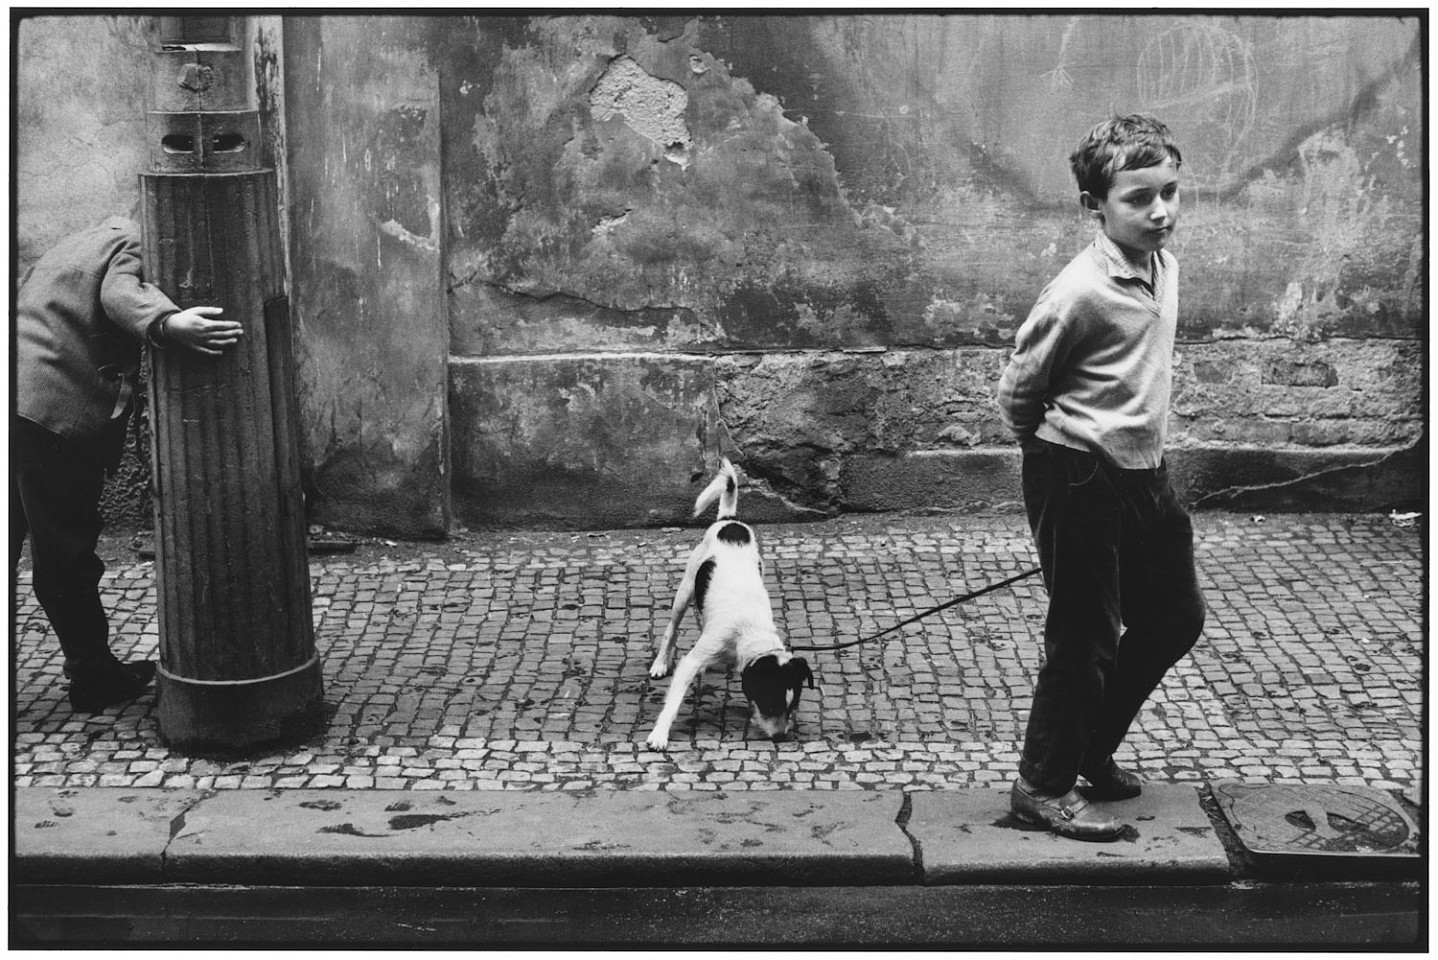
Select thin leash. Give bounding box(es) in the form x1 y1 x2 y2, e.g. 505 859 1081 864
788 565 1043 653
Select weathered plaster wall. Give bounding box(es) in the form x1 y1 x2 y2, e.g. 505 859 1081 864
699 15 1423 342
15 17 154 273
15 16 294 529
440 14 1422 527
14 14 1425 535
282 17 451 538
15 17 155 526
445 14 1423 348
449 354 725 529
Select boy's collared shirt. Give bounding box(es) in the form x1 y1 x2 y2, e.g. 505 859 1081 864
1095 229 1164 300
997 231 1179 470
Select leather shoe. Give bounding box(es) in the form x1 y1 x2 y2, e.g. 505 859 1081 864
69 661 157 713
1080 758 1143 801
1011 778 1123 842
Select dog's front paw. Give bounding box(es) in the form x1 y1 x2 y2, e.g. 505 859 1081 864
645 730 670 750
648 662 671 680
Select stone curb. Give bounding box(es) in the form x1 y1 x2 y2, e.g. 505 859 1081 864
906 785 1233 884
16 784 1420 890
14 784 1246 888
14 787 913 888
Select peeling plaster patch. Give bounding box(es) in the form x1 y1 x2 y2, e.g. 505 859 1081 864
379 218 437 253
509 317 663 352
921 295 1016 340
1275 281 1305 326
936 423 979 445
378 195 441 253
858 203 923 247
1270 129 1386 341
793 301 823 337
590 55 692 166
593 211 630 237
178 62 215 94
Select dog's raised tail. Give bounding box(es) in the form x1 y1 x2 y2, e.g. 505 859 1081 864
694 458 740 519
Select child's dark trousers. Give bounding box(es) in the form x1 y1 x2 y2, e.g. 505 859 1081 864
11 415 130 679
1018 439 1206 796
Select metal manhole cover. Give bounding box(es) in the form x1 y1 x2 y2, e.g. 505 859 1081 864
1212 781 1419 859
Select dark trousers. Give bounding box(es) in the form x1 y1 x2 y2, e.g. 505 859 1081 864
1018 440 1205 796
11 416 130 678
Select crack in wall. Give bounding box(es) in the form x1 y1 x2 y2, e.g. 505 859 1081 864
1191 441 1418 509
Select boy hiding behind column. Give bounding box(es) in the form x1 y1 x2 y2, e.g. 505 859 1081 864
12 216 243 713
997 115 1206 841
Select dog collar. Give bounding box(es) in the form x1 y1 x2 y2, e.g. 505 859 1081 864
743 647 789 671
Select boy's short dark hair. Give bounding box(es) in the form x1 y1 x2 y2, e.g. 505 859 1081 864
1069 114 1182 198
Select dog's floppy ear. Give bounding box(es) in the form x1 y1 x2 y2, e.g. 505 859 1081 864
784 656 815 711
785 657 814 689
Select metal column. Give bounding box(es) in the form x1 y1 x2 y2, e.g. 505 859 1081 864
141 16 323 752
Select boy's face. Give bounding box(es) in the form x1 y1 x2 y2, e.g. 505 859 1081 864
1082 156 1181 262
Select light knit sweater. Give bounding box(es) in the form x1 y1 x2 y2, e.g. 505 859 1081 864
997 232 1178 470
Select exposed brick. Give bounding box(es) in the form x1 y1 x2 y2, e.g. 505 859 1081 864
1264 358 1340 387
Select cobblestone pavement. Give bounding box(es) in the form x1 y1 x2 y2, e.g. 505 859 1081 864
12 512 1424 798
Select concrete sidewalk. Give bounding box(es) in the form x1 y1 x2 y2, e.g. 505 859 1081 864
10 510 1425 945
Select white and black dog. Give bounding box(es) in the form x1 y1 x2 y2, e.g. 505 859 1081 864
646 458 814 750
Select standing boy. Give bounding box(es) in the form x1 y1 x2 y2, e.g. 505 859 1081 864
13 216 244 713
997 115 1206 841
